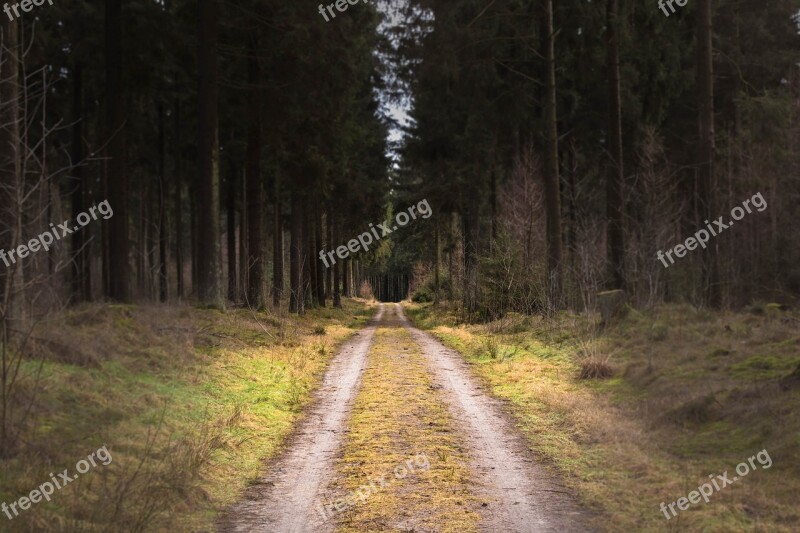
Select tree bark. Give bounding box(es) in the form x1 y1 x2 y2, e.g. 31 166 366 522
697 0 720 307
541 0 564 306
289 191 304 314
314 198 325 306
227 160 238 303
333 216 341 308
272 184 283 307
174 98 184 299
606 0 626 291
245 39 264 309
71 64 91 303
197 0 224 309
158 104 168 302
105 0 130 302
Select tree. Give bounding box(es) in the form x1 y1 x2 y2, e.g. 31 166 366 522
541 0 563 306
105 0 130 302
197 0 224 309
606 0 625 291
697 0 719 307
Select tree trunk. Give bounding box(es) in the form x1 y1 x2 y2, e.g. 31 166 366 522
105 0 129 302
227 160 238 303
71 64 91 303
333 216 341 308
273 185 284 307
542 0 564 306
158 104 168 302
697 0 720 307
245 39 264 309
174 98 184 299
325 207 332 300
343 256 350 297
606 0 626 291
197 0 224 309
0 15 24 324
434 215 440 305
289 191 304 314
314 198 325 306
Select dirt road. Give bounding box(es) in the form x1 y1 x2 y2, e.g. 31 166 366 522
219 303 589 532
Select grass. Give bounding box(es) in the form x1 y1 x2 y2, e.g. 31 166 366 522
326 316 480 532
404 301 800 532
0 299 375 532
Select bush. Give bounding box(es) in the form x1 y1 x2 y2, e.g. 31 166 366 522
412 287 434 303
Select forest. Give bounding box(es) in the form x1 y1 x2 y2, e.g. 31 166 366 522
0 0 799 531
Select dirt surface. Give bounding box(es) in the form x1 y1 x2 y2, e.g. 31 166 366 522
217 306 384 533
397 304 591 532
219 303 590 532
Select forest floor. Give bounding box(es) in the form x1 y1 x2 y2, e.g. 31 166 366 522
404 301 800 532
0 299 374 531
219 303 588 532
5 298 798 531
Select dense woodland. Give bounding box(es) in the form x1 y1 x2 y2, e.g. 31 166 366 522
1 0 800 444
2 0 799 319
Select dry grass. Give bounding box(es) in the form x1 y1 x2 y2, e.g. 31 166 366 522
404 301 800 532
327 314 480 532
0 299 375 532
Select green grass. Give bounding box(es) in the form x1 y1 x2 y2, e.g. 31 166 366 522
404 301 800 532
0 299 375 532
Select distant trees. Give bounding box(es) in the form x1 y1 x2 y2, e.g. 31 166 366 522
0 0 389 317
396 0 800 316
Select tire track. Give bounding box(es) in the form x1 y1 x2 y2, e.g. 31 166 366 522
397 304 591 532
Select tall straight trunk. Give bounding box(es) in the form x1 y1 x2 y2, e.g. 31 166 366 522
239 167 248 301
245 39 264 309
541 0 563 305
273 186 284 307
697 0 720 307
342 257 350 297
190 176 198 295
305 204 317 308
0 15 23 325
174 98 184 299
314 199 325 306
462 199 479 317
332 216 341 308
325 208 332 300
71 64 90 302
197 0 224 309
490 170 497 256
434 215 440 305
158 104 168 302
227 160 238 302
606 0 626 290
105 0 129 301
137 184 146 295
289 191 304 314
147 174 156 298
